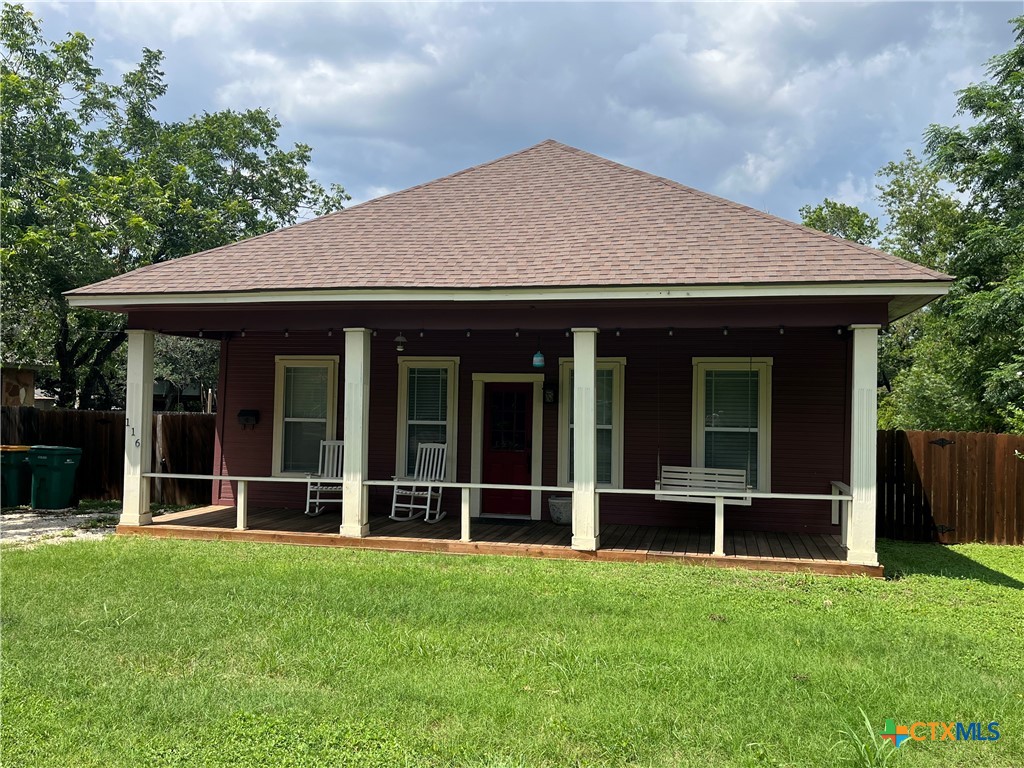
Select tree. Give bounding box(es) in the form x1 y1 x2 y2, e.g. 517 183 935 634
876 150 963 273
153 336 220 412
798 198 881 245
0 5 348 408
882 15 1024 432
802 16 1023 433
871 152 964 407
925 18 1024 228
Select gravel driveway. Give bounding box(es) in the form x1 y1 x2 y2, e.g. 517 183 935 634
0 507 119 549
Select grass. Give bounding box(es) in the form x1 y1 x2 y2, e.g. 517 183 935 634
1 538 1021 767
75 514 120 530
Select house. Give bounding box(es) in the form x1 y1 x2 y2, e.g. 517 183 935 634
2 363 41 408
66 140 951 574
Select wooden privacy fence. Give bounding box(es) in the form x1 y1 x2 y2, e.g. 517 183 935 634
878 430 1024 545
1 406 215 506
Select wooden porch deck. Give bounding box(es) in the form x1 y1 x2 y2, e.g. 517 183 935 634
121 506 883 577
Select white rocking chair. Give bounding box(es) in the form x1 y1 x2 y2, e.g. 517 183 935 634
305 440 344 516
390 442 447 524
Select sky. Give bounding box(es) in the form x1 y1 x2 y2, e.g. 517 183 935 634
25 1 1021 223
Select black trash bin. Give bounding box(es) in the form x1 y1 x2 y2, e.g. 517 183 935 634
27 446 83 510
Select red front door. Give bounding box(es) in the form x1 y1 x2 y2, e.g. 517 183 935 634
482 382 533 516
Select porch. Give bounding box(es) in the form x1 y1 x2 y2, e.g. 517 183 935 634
119 504 882 577
122 320 883 549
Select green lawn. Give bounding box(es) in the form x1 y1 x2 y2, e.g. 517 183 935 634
1 538 1021 767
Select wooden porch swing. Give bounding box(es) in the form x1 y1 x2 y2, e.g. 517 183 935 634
654 351 754 507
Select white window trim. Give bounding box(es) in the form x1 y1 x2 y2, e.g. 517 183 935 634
557 357 626 489
395 357 460 481
272 355 340 477
691 357 772 492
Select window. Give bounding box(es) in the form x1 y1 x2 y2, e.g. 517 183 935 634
558 358 625 487
692 358 772 491
272 356 339 475
396 358 459 479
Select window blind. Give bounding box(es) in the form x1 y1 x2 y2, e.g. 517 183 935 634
704 369 758 486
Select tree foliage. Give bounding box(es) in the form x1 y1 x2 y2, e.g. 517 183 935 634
153 336 221 412
798 198 881 245
802 15 1024 434
0 5 348 408
876 150 963 273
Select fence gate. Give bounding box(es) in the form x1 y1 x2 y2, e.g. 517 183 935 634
877 430 1024 545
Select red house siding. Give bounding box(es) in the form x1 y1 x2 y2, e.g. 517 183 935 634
211 326 851 534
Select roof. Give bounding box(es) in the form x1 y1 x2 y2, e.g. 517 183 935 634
68 139 949 299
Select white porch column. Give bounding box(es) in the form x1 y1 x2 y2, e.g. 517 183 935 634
847 324 880 566
571 327 600 551
341 328 372 537
122 329 154 526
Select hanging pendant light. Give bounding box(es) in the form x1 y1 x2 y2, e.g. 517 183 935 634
394 332 407 352
532 335 545 368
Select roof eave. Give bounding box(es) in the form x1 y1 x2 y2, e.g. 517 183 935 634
66 280 953 319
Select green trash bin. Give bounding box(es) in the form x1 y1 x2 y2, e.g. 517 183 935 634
1 445 30 507
27 446 83 510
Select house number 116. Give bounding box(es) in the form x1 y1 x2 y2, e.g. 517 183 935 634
125 417 141 448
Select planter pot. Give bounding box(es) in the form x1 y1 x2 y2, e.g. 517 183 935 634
548 496 572 525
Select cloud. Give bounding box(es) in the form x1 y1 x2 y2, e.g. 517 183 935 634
833 173 873 208
217 49 437 130
26 1 1021 222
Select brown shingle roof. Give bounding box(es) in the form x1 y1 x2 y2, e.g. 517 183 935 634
69 139 948 297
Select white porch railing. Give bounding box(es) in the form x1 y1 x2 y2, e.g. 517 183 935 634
363 480 568 543
141 472 311 531
830 480 852 549
597 485 853 557
141 473 569 542
141 472 852 559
